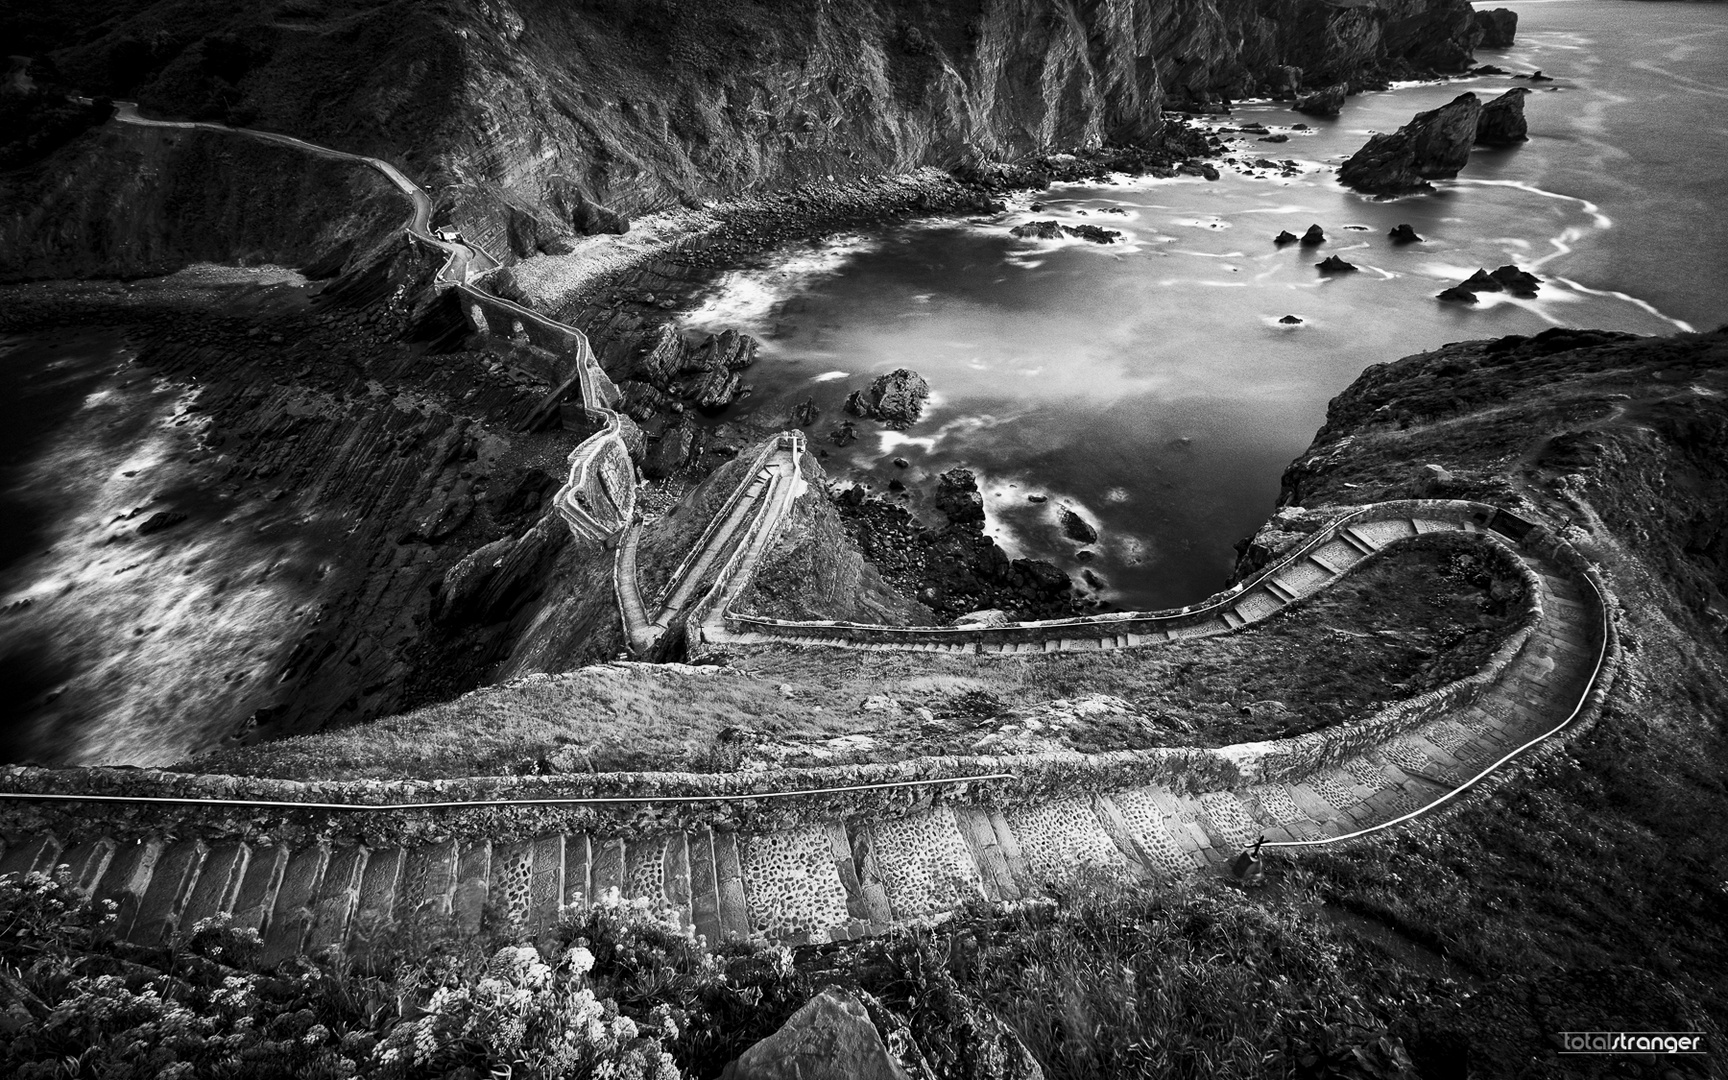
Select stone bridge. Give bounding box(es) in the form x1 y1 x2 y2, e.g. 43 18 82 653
0 104 1623 960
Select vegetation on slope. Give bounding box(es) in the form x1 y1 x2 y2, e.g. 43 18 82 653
186 532 1526 779
0 864 1480 1080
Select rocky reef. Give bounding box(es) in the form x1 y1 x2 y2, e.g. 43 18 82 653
844 369 930 430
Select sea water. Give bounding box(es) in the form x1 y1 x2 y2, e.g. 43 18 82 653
681 0 1728 611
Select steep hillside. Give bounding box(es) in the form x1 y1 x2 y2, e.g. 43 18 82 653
10 0 1484 262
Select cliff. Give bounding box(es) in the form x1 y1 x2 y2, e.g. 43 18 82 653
16 0 1486 265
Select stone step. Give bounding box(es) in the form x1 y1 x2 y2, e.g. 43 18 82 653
232 845 289 935
0 832 63 880
95 838 165 939
737 824 850 943
59 839 118 898
307 846 369 958
180 842 250 929
261 842 331 968
128 840 208 944
350 847 404 965
454 840 491 935
712 830 752 944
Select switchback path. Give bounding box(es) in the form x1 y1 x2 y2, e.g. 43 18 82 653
0 106 1618 959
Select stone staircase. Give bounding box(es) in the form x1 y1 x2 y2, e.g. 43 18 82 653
0 530 1606 956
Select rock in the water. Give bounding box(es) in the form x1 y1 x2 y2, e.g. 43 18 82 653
790 398 820 428
844 368 930 429
936 467 986 525
1010 219 1065 240
1337 93 1483 194
1317 255 1358 273
1063 223 1122 243
1516 69 1553 82
1436 285 1479 303
1476 87 1531 146
1490 264 1541 295
1060 507 1097 544
1462 268 1504 292
1279 314 1304 324
1475 8 1519 48
1294 83 1346 118
829 421 858 447
1388 223 1423 244
1300 224 1326 246
1027 493 1047 503
1274 229 1300 245
720 987 907 1080
1011 219 1121 243
1257 133 1289 143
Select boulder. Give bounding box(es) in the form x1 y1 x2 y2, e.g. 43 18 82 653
1274 230 1300 245
1475 87 1531 146
1436 285 1479 303
720 987 907 1080
644 419 698 478
1461 268 1504 292
1279 314 1304 324
1257 133 1290 143
844 368 930 429
829 421 858 447
1337 93 1483 194
1060 507 1098 544
1475 8 1518 48
1293 83 1346 118
953 609 1012 628
936 467 986 525
1317 255 1358 273
548 176 630 236
1388 223 1423 244
1300 224 1326 246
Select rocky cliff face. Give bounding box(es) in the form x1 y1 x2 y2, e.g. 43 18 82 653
21 0 1486 265
0 123 404 282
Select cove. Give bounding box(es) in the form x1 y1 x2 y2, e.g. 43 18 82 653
679 0 1728 613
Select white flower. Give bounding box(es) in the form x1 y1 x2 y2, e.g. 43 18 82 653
565 945 596 976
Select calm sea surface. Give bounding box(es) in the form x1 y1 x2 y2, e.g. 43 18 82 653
684 0 1728 611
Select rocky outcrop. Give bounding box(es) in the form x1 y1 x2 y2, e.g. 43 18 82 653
29 0 1489 264
1337 92 1482 194
845 369 930 429
1060 507 1099 543
1389 223 1422 243
1317 255 1358 273
720 987 907 1080
1475 8 1519 48
1294 83 1347 118
1475 87 1531 146
936 468 987 525
1011 220 1123 243
1300 224 1326 246
1436 265 1541 303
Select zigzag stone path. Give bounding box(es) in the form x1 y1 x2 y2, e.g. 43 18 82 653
0 104 1617 960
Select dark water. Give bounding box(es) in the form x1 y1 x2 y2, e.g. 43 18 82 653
684 0 1728 612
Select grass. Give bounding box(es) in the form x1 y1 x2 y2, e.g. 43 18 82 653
187 533 1526 779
